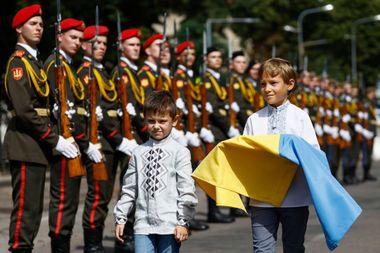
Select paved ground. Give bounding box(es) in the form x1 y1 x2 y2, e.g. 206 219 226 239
0 162 379 253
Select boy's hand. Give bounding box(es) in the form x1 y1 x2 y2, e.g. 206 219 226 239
174 225 189 242
115 224 125 243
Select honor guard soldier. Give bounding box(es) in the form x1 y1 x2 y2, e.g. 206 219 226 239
245 60 265 111
203 46 238 223
110 28 145 253
229 50 254 129
77 25 138 252
4 5 79 253
174 41 209 231
361 87 377 181
44 18 103 252
138 34 170 94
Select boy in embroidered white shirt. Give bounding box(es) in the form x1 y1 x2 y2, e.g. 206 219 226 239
243 58 319 253
114 91 198 253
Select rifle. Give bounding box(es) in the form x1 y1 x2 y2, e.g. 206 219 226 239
55 0 85 177
200 30 214 155
115 11 133 140
226 36 236 128
183 28 203 161
155 12 167 91
88 5 108 181
170 21 182 131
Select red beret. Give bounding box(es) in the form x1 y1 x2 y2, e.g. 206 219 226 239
61 18 85 32
121 28 141 41
143 34 163 50
176 41 195 55
12 4 42 29
83 25 109 41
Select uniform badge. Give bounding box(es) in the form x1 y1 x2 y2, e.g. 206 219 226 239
12 67 23 80
218 108 227 116
83 62 91 68
205 82 211 89
140 78 149 87
122 75 129 85
177 80 184 88
233 83 240 89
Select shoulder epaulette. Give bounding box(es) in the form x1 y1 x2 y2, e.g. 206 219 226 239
176 68 184 75
120 61 127 68
141 65 150 71
14 50 26 58
83 61 91 68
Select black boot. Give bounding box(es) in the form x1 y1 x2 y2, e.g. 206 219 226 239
51 234 71 253
189 219 209 231
83 228 105 253
231 208 249 217
363 166 377 181
114 222 134 253
207 196 234 223
343 167 353 185
349 166 360 184
10 249 32 253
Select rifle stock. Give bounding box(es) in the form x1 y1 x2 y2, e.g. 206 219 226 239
227 79 236 127
118 78 133 139
88 77 108 181
200 84 214 154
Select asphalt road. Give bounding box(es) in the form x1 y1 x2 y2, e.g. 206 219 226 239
0 162 379 253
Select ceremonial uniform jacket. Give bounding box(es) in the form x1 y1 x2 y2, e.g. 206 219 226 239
44 51 89 152
77 57 123 153
137 61 170 95
3 44 59 165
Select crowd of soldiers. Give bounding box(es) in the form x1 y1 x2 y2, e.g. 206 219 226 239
1 3 378 253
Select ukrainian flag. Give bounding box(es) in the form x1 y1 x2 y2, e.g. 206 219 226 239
192 134 362 251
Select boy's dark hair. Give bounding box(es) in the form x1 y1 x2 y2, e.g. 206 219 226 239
143 90 177 118
259 58 297 85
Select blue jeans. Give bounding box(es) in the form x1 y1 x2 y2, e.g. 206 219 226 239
134 234 180 253
250 206 309 253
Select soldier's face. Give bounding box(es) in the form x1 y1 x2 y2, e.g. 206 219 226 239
16 16 43 48
82 36 108 62
145 39 162 61
122 37 140 61
59 29 83 57
177 48 195 67
206 51 222 70
231 56 247 75
161 46 171 66
260 73 294 107
249 63 261 80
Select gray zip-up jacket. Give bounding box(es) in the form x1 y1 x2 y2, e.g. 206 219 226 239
113 134 198 234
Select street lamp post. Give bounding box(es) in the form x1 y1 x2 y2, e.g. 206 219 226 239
351 14 380 83
297 4 334 69
205 17 261 47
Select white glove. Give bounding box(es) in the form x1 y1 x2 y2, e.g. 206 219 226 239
116 137 138 156
52 103 59 119
181 106 189 115
185 131 201 147
171 128 188 147
231 102 240 113
319 107 325 117
192 104 200 115
55 136 79 158
363 129 374 139
126 103 136 117
314 124 323 136
65 108 76 120
363 112 369 120
342 114 351 123
199 127 215 143
326 109 332 117
333 109 340 118
355 124 363 134
323 124 331 134
358 111 364 119
339 129 351 142
96 106 103 122
228 127 240 138
205 102 213 114
176 98 185 110
85 142 103 163
224 104 230 110
331 127 339 139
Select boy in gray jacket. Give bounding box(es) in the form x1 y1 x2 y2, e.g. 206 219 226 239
114 91 198 253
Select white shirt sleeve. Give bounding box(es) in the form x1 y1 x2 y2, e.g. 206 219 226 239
300 111 320 149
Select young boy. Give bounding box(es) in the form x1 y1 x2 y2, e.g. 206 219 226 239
243 58 319 253
114 91 198 253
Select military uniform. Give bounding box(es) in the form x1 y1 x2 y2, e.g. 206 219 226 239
43 18 88 251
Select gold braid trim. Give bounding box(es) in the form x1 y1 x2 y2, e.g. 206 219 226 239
206 72 227 100
123 67 145 105
237 78 253 103
93 68 117 102
62 61 85 101
179 72 202 101
162 74 171 91
145 70 157 89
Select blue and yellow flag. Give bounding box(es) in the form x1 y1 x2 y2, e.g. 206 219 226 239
192 134 362 251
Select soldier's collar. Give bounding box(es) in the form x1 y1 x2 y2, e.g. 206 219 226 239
121 57 137 71
206 68 220 80
17 43 38 59
59 49 73 64
144 60 157 72
83 56 104 69
161 67 170 77
178 64 193 78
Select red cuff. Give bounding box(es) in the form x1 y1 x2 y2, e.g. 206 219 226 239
74 132 86 140
140 125 148 132
39 128 51 140
107 130 118 139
